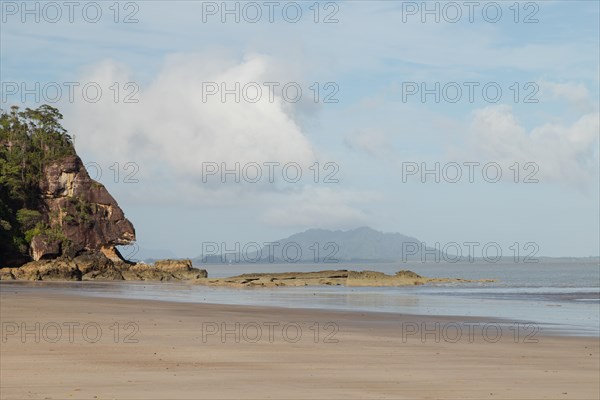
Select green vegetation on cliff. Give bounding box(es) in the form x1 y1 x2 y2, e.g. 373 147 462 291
0 105 76 266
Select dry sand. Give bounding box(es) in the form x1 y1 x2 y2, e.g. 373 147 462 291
1 286 598 399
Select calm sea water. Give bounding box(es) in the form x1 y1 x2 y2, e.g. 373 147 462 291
2 260 599 336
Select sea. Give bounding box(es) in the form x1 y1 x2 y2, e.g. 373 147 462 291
2 259 599 336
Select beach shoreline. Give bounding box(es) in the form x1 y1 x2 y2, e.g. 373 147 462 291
1 287 599 399
3 279 598 337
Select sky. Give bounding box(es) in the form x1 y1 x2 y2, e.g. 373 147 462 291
1 0 599 258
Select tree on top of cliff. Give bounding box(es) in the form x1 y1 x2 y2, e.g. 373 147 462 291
0 105 76 266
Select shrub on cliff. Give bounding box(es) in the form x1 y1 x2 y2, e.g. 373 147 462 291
0 105 76 266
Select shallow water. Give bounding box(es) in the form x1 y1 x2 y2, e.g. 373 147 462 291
2 260 598 336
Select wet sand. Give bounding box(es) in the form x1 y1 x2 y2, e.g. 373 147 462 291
1 287 598 399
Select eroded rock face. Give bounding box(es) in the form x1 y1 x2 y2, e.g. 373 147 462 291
34 155 135 260
30 235 61 261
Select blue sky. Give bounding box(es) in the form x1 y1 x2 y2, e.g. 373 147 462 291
1 1 599 258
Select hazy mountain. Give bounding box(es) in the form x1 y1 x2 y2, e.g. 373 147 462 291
193 227 440 264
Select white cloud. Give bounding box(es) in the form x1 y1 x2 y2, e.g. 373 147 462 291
65 54 316 183
63 54 376 230
461 104 599 188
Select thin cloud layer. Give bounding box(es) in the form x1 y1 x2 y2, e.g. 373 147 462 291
261 187 377 229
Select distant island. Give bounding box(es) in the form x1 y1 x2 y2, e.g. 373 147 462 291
192 227 444 265
191 228 600 266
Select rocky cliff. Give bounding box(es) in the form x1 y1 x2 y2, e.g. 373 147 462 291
1 105 205 281
33 155 135 261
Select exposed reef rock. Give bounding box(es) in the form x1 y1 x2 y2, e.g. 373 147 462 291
194 269 495 288
0 255 207 282
0 261 491 286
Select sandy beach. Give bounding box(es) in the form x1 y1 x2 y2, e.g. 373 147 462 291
1 285 598 400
